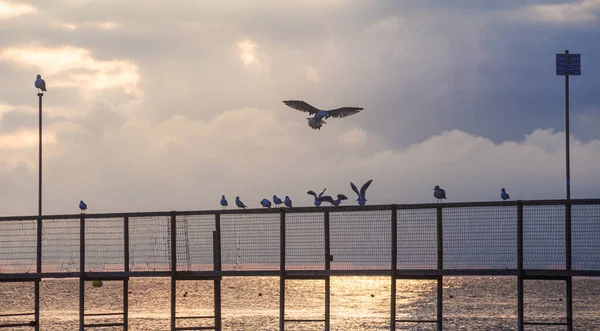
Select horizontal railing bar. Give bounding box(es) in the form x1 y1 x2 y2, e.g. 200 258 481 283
175 316 214 319
84 312 123 317
0 313 34 317
174 327 215 330
83 322 125 328
0 323 35 328
3 270 600 279
396 319 438 323
284 319 326 323
1 198 599 222
523 322 568 325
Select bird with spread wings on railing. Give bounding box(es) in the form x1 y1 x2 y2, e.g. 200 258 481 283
282 100 362 130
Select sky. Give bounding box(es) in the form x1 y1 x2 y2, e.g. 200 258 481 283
0 0 599 215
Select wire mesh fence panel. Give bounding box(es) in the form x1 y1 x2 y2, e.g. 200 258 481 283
220 213 279 271
329 210 391 270
572 204 600 270
524 205 565 270
397 208 437 270
176 214 215 271
443 206 517 269
85 217 124 272
0 220 36 274
129 216 171 271
41 219 80 273
285 212 324 270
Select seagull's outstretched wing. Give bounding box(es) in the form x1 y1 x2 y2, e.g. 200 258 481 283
360 180 373 199
283 100 320 115
350 182 360 197
337 194 349 200
316 195 334 204
326 107 362 118
318 188 326 197
307 190 318 198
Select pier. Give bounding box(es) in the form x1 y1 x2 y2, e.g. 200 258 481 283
1 198 599 330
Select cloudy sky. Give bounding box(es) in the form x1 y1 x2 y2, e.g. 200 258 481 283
0 0 599 215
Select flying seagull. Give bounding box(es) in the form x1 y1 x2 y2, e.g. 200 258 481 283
434 185 447 202
79 200 87 213
35 74 47 92
501 188 510 200
273 195 283 207
307 188 327 206
318 194 349 206
260 198 272 208
351 180 373 206
284 196 293 208
220 195 228 208
235 196 247 209
283 100 362 130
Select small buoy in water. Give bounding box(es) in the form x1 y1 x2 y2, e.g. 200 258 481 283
258 293 262 297
370 294 374 297
183 292 188 298
92 280 103 288
449 295 454 299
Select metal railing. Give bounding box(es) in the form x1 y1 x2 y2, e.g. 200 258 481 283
1 198 599 330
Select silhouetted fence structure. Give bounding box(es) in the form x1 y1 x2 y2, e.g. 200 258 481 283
1 199 599 330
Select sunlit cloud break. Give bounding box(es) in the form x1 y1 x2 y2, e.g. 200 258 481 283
0 1 36 20
0 45 141 98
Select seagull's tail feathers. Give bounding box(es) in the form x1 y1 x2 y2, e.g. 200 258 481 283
307 118 324 130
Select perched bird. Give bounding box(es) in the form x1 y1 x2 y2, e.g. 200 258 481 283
434 185 447 202
284 196 293 208
307 188 327 206
220 195 228 208
501 188 510 200
283 100 362 130
273 195 283 207
235 196 247 209
318 194 349 206
350 180 373 206
35 74 47 92
260 198 272 208
79 200 87 213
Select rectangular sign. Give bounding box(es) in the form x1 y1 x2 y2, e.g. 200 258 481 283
556 53 581 75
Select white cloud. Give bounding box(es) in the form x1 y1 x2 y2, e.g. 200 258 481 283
0 103 598 215
0 1 35 20
512 0 600 24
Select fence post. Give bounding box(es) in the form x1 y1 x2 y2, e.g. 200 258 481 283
565 201 573 331
170 211 177 331
436 207 443 331
390 205 397 331
324 211 331 331
517 201 524 331
124 216 129 331
35 217 42 331
279 209 286 331
214 213 222 331
79 215 85 331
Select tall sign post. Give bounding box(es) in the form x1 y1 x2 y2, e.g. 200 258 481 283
556 50 580 331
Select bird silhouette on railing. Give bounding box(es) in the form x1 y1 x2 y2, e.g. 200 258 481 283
501 188 510 200
260 199 272 208
434 185 447 202
272 195 283 207
317 194 349 206
235 196 247 209
351 180 373 206
284 196 293 207
79 200 87 213
307 188 327 206
220 195 228 209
